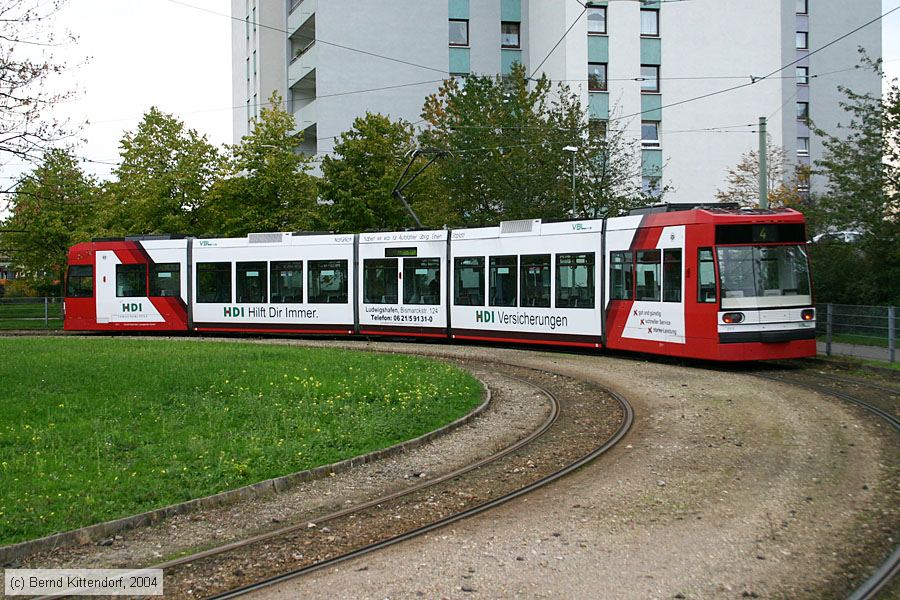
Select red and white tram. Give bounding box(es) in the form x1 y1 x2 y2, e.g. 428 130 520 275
64 205 817 361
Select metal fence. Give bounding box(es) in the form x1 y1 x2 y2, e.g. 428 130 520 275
0 297 64 329
817 303 897 363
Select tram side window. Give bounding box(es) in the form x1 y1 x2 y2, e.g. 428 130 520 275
635 250 661 301
271 261 303 303
150 263 180 297
308 260 348 304
197 262 232 303
363 258 398 304
66 265 93 298
610 251 633 300
116 264 147 298
237 262 267 303
697 248 717 303
454 257 484 306
521 254 551 307
489 255 518 307
556 253 595 308
404 258 441 305
662 249 682 303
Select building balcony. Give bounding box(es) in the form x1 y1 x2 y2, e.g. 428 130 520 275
288 0 315 36
289 41 316 88
293 100 317 133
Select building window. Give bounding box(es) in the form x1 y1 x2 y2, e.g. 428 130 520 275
641 65 659 93
642 176 662 198
796 31 808 49
501 21 520 48
796 66 809 85
796 0 808 14
589 119 608 139
449 19 469 46
797 137 810 155
640 9 659 37
796 101 809 122
641 121 660 147
150 263 180 298
588 62 607 91
587 6 607 34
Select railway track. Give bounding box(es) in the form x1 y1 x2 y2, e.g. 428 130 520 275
113 363 634 599
754 369 899 600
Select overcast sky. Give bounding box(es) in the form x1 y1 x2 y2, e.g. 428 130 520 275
3 0 899 185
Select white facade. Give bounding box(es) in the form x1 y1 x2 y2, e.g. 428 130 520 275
232 0 882 203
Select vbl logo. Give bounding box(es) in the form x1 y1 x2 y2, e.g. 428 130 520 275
475 310 494 323
122 303 142 312
224 307 245 318
572 223 591 231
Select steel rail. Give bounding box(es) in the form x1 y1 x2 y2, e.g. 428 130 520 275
207 376 632 599
756 372 900 600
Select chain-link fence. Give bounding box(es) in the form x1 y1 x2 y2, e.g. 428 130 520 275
0 297 64 330
816 303 897 363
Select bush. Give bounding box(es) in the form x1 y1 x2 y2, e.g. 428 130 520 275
3 279 39 298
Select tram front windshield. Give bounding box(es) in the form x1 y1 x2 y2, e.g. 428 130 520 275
716 245 811 309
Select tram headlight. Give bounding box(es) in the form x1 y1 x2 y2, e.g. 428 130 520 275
722 312 745 324
801 309 815 321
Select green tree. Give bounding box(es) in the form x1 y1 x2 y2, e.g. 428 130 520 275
812 54 900 305
0 149 99 285
109 107 221 235
715 141 810 209
420 63 645 225
203 92 318 236
320 113 442 232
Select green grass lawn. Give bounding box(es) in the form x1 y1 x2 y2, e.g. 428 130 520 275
817 333 894 349
0 338 482 545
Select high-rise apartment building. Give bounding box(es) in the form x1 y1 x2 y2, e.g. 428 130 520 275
232 0 882 203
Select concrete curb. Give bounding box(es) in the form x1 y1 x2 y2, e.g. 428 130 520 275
0 378 490 565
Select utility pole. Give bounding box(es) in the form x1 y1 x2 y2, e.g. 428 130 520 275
758 116 768 209
563 145 577 216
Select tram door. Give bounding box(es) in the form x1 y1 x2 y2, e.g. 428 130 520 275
357 230 449 338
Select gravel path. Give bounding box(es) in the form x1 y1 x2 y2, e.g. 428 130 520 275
241 342 896 600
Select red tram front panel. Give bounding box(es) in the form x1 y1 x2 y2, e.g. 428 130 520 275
64 240 189 332
603 209 816 361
